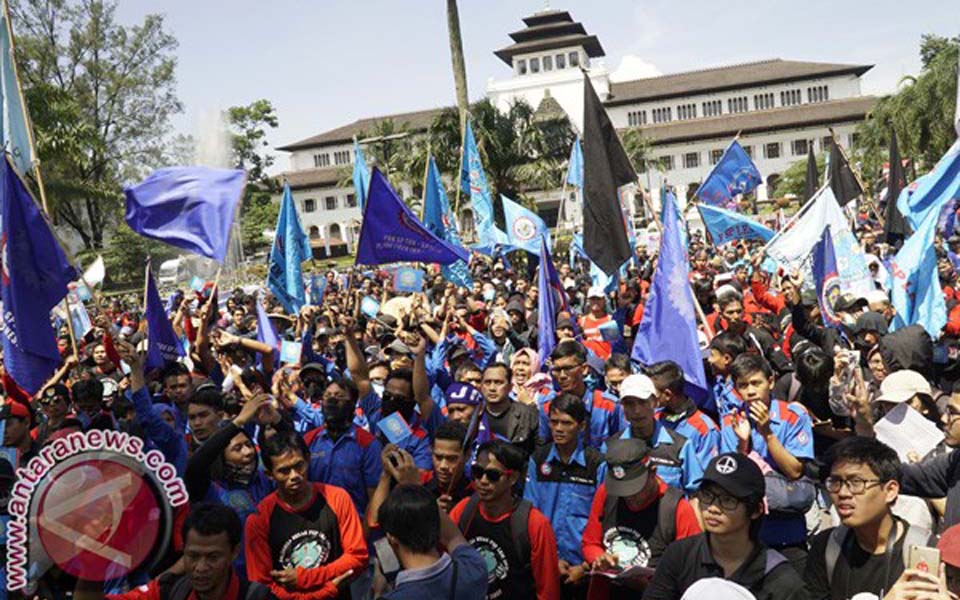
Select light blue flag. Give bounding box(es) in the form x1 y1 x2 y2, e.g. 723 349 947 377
661 190 688 249
696 139 762 207
255 291 280 365
267 183 312 314
698 203 775 246
570 233 587 268
566 136 583 188
889 208 947 338
460 120 496 247
897 140 960 230
352 138 371 212
472 226 513 257
0 8 34 176
632 192 709 407
422 155 472 288
502 195 549 255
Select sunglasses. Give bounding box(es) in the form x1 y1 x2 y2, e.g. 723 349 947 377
471 465 514 484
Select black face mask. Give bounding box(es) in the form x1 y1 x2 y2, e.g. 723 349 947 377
380 391 415 422
322 401 355 429
303 379 326 401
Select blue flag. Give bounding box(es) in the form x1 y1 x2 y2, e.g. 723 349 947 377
890 209 947 338
699 203 775 246
255 292 280 364
537 236 558 369
897 140 960 230
811 226 842 328
144 266 185 371
356 168 469 265
0 160 76 394
570 233 587 268
309 275 327 306
472 226 512 257
696 140 762 207
502 195 549 255
460 120 496 247
661 190 688 249
422 155 472 288
124 167 245 262
566 136 583 188
267 182 312 314
0 8 35 177
353 138 371 212
632 192 708 403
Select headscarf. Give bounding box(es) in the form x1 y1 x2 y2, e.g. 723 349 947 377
510 348 552 392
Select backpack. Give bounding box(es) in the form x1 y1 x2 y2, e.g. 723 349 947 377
601 484 683 545
158 573 270 600
457 495 532 570
823 518 933 585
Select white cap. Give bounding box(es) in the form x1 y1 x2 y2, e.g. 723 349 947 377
681 578 756 600
874 370 932 404
619 374 657 401
587 286 605 299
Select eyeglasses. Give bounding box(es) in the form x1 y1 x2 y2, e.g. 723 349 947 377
824 477 883 495
695 488 742 511
550 363 583 376
471 465 514 484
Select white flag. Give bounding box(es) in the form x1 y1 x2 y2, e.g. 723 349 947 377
82 255 105 287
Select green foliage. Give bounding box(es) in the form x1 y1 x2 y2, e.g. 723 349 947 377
774 153 826 198
101 222 176 287
240 190 279 255
12 0 183 250
226 99 280 255
621 128 658 174
853 34 959 189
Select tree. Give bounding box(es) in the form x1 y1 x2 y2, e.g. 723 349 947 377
445 0 469 132
12 0 183 250
621 128 659 175
226 99 280 255
853 34 959 189
774 152 826 198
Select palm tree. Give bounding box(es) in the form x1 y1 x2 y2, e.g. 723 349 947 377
446 0 470 132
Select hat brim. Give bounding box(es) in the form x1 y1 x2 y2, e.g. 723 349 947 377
701 473 761 500
605 470 650 498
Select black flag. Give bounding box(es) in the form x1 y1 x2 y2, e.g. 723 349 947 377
828 137 863 206
582 73 636 275
882 129 911 245
804 146 818 202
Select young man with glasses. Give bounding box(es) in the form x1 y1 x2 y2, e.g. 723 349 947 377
538 340 625 451
805 436 937 600
644 453 805 600
450 440 561 600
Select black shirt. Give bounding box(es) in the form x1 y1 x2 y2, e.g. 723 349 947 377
805 526 906 600
643 534 807 600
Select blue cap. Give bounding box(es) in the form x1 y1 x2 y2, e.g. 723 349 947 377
444 382 483 406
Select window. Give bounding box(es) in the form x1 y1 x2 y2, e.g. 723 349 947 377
325 196 337 210
313 153 330 168
303 198 316 213
822 136 834 151
627 110 647 127
543 55 553 71
333 150 351 165
780 89 802 106
763 142 781 159
710 149 724 165
807 85 829 103
556 53 566 69
516 59 527 75
346 193 357 208
753 93 775 111
702 100 722 117
568 51 579 67
792 139 809 156
653 107 673 123
308 226 320 239
530 57 540 73
727 96 748 114
683 152 700 169
678 103 697 120
659 156 674 170
742 145 753 158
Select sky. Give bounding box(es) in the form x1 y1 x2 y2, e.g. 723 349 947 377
115 0 957 173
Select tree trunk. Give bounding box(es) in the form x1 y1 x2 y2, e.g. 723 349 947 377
445 0 469 131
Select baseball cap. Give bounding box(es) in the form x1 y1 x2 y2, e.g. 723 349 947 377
604 438 652 497
799 288 818 307
556 317 575 331
833 293 867 313
444 382 483 407
385 339 412 356
587 286 605 299
701 453 765 500
681 579 756 600
938 524 960 568
873 370 932 404
300 362 326 376
618 374 657 401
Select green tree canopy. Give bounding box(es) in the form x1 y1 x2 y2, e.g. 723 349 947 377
227 99 280 255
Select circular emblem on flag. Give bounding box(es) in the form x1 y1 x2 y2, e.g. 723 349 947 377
398 270 417 288
821 273 842 324
715 456 738 475
612 465 626 480
540 463 552 477
33 453 170 582
511 216 537 243
0 233 9 286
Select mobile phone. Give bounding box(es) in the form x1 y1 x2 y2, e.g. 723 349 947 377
374 536 400 576
908 545 940 574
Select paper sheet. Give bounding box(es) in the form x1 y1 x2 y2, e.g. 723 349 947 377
873 403 944 462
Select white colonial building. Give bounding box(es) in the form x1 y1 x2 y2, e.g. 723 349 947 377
276 8 876 252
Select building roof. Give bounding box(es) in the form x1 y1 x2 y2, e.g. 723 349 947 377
494 9 604 65
277 106 448 152
629 96 877 145
281 166 345 190
605 59 873 106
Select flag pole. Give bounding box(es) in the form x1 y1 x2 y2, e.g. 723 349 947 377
60 296 80 362
760 182 829 255
829 127 885 227
454 119 466 218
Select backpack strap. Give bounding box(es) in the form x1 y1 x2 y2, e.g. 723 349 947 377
825 525 849 586
510 499 533 570
657 486 683 544
457 494 482 533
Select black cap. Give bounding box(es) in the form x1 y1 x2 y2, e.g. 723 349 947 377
43 383 70 402
300 363 326 375
702 453 765 500
604 438 652 497
833 293 867 313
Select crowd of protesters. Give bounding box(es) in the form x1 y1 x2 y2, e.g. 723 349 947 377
7 219 960 600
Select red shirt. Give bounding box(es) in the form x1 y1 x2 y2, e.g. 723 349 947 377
449 497 561 600
107 571 241 600
580 314 613 360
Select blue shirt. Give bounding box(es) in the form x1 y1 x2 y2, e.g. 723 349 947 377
656 404 720 473
128 387 187 476
523 443 605 563
383 546 488 600
605 420 703 495
305 424 383 516
538 388 625 450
